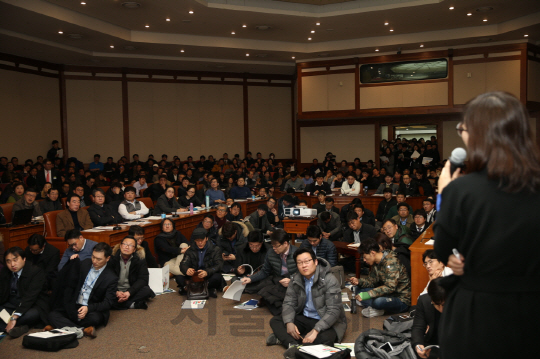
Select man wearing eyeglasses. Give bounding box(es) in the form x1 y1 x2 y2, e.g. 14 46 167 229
380 219 414 246
110 236 154 310
266 247 346 358
88 188 123 227
58 229 98 270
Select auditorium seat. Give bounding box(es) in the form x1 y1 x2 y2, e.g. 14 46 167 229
98 186 110 193
138 197 154 210
0 202 14 222
43 209 67 254
61 197 67 209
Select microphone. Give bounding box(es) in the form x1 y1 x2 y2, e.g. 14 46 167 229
449 147 467 176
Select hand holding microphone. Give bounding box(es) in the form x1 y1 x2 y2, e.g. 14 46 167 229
439 147 467 193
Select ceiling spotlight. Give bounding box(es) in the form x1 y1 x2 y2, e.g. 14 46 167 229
246 53 249 56
166 18 170 21
308 37 312 40
375 49 379 52
242 24 247 28
180 49 184 53
449 6 455 10
81 1 86 4
58 31 63 34
390 29 394 32
524 34 529 37
189 10 194 14
420 44 424 47
384 22 389 25
316 22 320 26
231 31 235 34
145 25 149 28
311 30 315 33
467 13 472 16
483 19 488 22
110 45 114 48
292 56 295 59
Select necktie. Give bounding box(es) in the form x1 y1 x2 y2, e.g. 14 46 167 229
280 253 288 275
11 273 18 295
46 170 50 182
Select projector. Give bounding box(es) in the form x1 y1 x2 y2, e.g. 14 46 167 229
284 207 317 217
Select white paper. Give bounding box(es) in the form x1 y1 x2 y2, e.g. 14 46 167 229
347 243 360 248
379 156 389 162
182 300 206 309
57 148 64 159
422 157 433 165
95 226 115 230
149 265 169 294
0 309 11 324
223 280 245 301
28 329 72 338
299 345 342 358
314 168 321 174
82 229 105 232
334 343 355 357
411 150 421 159
234 199 247 202
222 274 235 281
424 239 435 245
341 292 350 302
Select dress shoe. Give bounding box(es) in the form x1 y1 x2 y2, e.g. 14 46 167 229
209 288 217 298
43 325 54 332
83 326 96 338
8 325 29 338
134 301 148 310
178 286 187 295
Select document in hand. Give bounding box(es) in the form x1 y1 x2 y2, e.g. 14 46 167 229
223 280 245 301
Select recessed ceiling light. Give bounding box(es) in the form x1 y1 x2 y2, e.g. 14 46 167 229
467 13 472 16
384 22 389 25
242 24 247 28
316 22 320 26
449 6 455 10
420 44 424 47
122 2 141 9
483 19 488 22
68 33 83 39
308 37 312 40
524 34 529 37
231 31 235 34
292 56 295 59
476 6 494 12
166 18 170 21
110 45 114 48
390 29 394 32
58 31 63 34
180 49 184 53
124 45 137 50
81 1 86 4
145 25 149 28
246 53 249 56
189 10 194 14
311 30 315 33
375 49 379 52
256 25 271 31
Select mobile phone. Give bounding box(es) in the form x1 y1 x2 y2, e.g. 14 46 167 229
379 342 393 353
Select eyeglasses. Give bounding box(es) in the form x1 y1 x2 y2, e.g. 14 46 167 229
423 259 436 267
271 243 283 249
296 259 313 266
382 225 394 232
121 243 135 248
456 122 468 137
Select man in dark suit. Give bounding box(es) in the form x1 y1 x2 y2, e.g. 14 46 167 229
47 242 118 337
304 173 331 195
88 188 123 227
0 247 49 338
25 167 39 189
409 209 428 239
37 159 62 190
24 234 60 291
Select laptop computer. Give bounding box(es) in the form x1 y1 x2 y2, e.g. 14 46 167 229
11 208 35 226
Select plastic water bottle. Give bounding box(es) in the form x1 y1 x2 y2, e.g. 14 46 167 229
252 195 255 201
205 196 210 208
363 186 368 196
189 203 194 215
351 287 357 314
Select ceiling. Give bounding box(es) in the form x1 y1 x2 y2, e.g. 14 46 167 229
0 0 539 75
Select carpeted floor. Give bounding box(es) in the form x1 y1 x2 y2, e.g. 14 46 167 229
0 279 399 359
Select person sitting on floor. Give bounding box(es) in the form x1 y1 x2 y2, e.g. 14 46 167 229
217 221 248 273
0 247 49 338
412 278 447 359
419 250 453 297
110 235 155 310
179 228 224 297
88 188 123 227
58 229 98 270
241 229 298 315
118 186 149 220
317 211 342 242
233 230 271 294
129 225 158 269
24 234 60 291
47 242 118 338
154 218 189 277
349 238 411 317
266 247 347 358
300 225 338 267
248 203 274 235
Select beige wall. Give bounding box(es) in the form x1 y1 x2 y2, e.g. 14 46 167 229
453 60 520 105
0 69 61 161
360 82 448 109
442 120 466 160
302 73 355 112
528 60 540 102
248 86 292 158
66 80 123 162
300 124 375 163
128 82 244 160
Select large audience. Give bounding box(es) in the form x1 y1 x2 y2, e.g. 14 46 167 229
0 136 446 358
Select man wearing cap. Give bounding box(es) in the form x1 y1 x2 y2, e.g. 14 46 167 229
179 228 224 297
248 204 274 235
375 174 399 195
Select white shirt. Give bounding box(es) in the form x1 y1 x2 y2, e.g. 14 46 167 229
340 180 361 195
118 200 149 220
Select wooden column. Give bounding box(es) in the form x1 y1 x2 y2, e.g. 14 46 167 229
58 66 68 161
122 71 130 159
243 78 249 155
